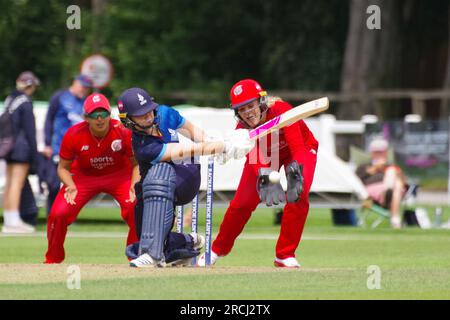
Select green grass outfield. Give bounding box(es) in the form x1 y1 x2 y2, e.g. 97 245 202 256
1 205 450 300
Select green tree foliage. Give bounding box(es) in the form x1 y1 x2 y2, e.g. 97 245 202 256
0 0 447 111
101 0 347 104
0 0 348 105
0 0 68 99
259 0 348 91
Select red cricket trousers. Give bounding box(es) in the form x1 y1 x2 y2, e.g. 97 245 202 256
45 168 138 263
212 148 317 260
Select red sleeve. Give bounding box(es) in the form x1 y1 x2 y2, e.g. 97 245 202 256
245 101 314 176
245 146 270 176
59 128 76 161
274 101 307 161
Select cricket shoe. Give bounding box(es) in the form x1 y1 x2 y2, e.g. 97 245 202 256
129 253 165 268
196 251 219 267
2 222 35 234
190 232 205 250
274 257 301 268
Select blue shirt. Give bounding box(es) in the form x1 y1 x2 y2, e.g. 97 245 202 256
132 105 185 177
44 89 85 157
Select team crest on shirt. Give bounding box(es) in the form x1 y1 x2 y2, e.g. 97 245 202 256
111 139 122 152
168 128 178 141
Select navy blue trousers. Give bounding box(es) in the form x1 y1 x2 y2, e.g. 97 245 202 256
19 178 38 226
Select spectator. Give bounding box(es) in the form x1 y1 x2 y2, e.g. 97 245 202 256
42 74 93 214
356 137 406 229
1 71 40 233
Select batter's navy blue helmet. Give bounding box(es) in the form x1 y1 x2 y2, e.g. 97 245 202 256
117 88 158 132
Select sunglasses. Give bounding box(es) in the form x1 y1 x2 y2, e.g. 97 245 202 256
87 110 110 119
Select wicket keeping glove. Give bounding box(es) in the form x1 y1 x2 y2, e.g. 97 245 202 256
257 168 285 206
285 160 304 203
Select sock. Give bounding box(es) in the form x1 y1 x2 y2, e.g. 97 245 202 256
391 215 401 227
3 210 22 226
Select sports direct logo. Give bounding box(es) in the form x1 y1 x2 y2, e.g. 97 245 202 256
90 156 114 170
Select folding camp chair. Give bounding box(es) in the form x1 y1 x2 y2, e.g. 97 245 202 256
349 145 419 229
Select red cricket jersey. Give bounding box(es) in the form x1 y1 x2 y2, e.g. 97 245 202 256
60 119 133 176
237 100 318 168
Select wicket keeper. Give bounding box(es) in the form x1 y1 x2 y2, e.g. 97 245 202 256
197 79 318 268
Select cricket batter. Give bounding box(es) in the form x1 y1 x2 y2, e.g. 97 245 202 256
117 87 253 267
197 79 318 268
45 93 139 263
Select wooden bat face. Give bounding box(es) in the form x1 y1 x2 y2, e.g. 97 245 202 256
248 97 329 140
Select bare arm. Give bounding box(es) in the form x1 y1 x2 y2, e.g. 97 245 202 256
130 157 141 185
57 159 77 205
160 126 256 163
160 141 225 162
57 159 75 187
178 120 209 142
127 157 141 203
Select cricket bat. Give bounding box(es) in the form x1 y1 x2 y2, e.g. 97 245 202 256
248 97 329 140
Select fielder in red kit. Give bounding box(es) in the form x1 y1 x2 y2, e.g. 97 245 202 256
45 93 139 263
197 79 318 268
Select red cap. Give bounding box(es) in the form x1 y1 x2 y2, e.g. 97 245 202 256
229 79 267 109
84 93 111 114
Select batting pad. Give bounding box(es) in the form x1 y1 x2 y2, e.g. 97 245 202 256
139 163 177 261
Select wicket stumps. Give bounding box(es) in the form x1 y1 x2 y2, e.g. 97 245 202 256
205 156 214 266
175 156 214 266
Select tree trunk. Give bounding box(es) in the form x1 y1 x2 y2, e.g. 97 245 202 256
339 0 376 119
375 0 403 119
92 0 108 52
339 0 401 120
62 0 83 86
